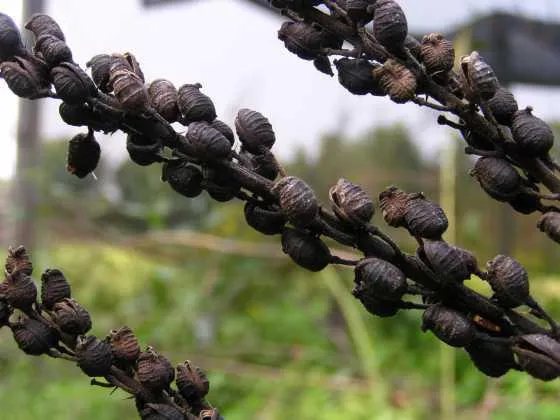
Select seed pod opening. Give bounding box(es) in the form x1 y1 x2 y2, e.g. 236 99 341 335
52 298 92 335
40 268 71 310
422 239 478 283
378 186 409 227
34 34 73 68
329 178 374 227
235 109 276 154
470 157 521 202
11 317 58 355
0 13 24 61
244 201 286 235
373 0 408 52
404 195 448 239
137 346 175 392
511 107 554 157
422 304 476 347
487 86 518 125
281 228 331 272
126 134 161 166
486 255 529 308
373 59 417 103
176 360 210 403
537 212 560 244
25 13 66 41
353 258 406 301
66 129 101 178
186 122 232 161
5 271 37 312
162 160 203 198
51 62 97 105
76 336 113 377
334 58 384 96
278 21 322 61
465 339 515 378
272 176 318 227
5 245 33 276
109 325 140 365
420 33 455 75
177 83 216 125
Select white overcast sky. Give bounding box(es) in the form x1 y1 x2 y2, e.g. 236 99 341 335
1 0 560 179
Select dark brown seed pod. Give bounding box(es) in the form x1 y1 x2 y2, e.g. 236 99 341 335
537 212 560 244
511 107 554 157
334 58 384 96
422 239 478 283
147 78 179 123
187 122 232 161
508 190 541 215
277 21 323 61
404 195 448 239
51 62 98 105
356 295 401 318
378 186 409 227
404 35 422 59
329 178 374 227
123 52 145 82
110 69 148 113
513 346 560 381
5 272 37 312
210 119 235 145
422 304 476 347
373 59 417 103
40 268 71 310
353 258 406 301
75 335 113 377
34 34 72 67
373 0 408 52
59 102 119 133
66 129 101 178
250 152 279 181
244 201 286 235
486 255 529 308
272 176 318 227
0 57 49 98
86 54 112 93
126 133 161 166
176 360 210 403
345 0 376 23
319 27 344 51
11 317 57 355
177 83 217 125
313 55 333 77
465 339 515 378
202 166 241 202
235 108 276 154
109 325 140 365
52 298 92 335
420 33 455 75
137 346 175 392
487 86 518 125
161 160 204 198
281 228 331 272
25 13 65 41
463 51 498 100
5 245 33 276
517 334 560 365
139 403 185 420
470 157 521 202
460 127 494 151
0 13 25 61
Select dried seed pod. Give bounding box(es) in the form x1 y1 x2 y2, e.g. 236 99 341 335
517 334 560 365
281 228 331 272
34 34 72 67
334 58 384 96
422 304 476 347
378 186 409 227
66 129 101 178
278 21 322 61
5 245 33 276
404 35 422 59
470 157 521 202
0 13 25 61
272 176 318 227
109 326 140 365
460 127 494 151
513 347 560 381
76 335 113 377
404 195 448 239
86 54 112 92
373 59 417 103
329 178 374 227
356 295 401 318
110 69 148 112
11 317 57 355
126 134 161 166
345 0 376 23
139 403 184 420
52 298 92 335
40 268 71 310
235 108 276 154
210 119 235 145
0 57 50 98
187 122 232 161
511 107 554 157
5 272 37 312
25 13 66 41
463 51 498 100
177 83 216 125
420 33 455 74
203 166 241 202
313 55 333 77
51 62 97 105
465 339 515 377
146 78 179 123
59 102 118 133
486 255 529 308
537 212 560 244
422 239 478 283
372 0 408 52
162 160 204 198
508 190 541 215
176 360 210 403
123 52 145 82
250 152 279 180
353 258 406 301
244 201 286 235
487 86 518 125
137 346 175 392
319 27 344 50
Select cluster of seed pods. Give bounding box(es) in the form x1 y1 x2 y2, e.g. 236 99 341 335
0 246 220 420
